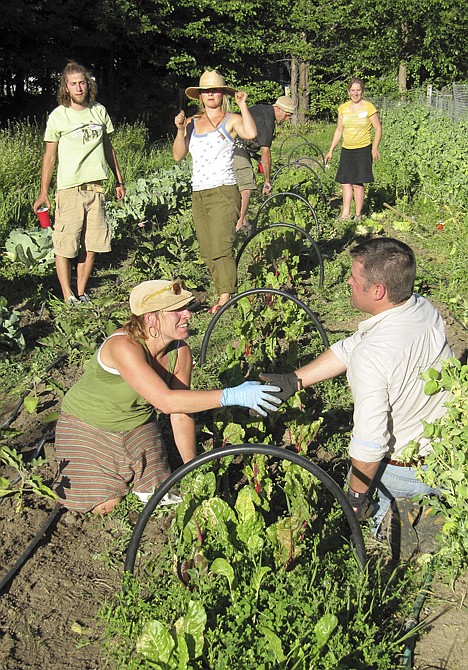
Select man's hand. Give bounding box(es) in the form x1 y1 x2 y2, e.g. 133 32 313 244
345 487 374 522
262 182 272 196
258 372 302 402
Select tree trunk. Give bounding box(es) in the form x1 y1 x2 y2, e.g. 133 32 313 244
290 56 309 124
290 56 299 125
298 59 309 123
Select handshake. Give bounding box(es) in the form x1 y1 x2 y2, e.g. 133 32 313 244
220 372 302 418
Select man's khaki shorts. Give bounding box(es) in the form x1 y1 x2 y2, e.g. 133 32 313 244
53 185 111 258
233 152 257 192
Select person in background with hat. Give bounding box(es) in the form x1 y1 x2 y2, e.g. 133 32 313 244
173 70 257 314
33 61 125 305
233 96 295 231
53 279 281 514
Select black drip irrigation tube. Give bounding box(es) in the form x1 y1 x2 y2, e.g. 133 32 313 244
253 191 320 238
199 288 329 366
236 222 324 287
0 502 65 593
400 557 436 669
124 444 367 575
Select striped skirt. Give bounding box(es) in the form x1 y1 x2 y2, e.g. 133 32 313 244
54 413 171 512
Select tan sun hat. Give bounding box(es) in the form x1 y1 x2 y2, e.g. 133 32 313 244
185 70 237 100
129 280 194 316
273 96 295 114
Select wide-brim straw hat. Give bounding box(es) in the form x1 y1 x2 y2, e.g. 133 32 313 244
185 70 237 100
129 280 194 316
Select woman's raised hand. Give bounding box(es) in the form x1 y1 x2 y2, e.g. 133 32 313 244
174 110 186 130
235 91 248 107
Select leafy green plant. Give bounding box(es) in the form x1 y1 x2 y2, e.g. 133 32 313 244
0 296 25 350
0 445 57 512
4 227 54 274
402 358 468 578
106 163 192 236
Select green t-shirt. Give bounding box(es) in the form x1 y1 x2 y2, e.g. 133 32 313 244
61 340 179 432
44 102 114 190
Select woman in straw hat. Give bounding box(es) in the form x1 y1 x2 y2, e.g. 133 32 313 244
173 70 257 314
53 279 281 514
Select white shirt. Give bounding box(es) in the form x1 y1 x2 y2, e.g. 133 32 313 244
331 295 453 462
189 115 236 191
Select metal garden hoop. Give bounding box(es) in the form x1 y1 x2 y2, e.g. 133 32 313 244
124 444 367 575
199 288 329 366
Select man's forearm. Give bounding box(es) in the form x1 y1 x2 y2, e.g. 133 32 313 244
349 458 381 494
296 348 347 388
261 147 272 182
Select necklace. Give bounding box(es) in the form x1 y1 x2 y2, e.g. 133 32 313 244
206 112 226 140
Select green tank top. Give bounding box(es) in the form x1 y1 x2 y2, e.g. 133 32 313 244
61 335 179 432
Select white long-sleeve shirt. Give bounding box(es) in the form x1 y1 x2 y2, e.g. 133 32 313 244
331 295 453 462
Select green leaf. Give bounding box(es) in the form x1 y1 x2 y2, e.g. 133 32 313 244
136 619 176 663
259 626 286 663
315 613 338 650
210 558 235 594
23 394 39 414
423 379 440 396
42 411 60 423
175 600 206 659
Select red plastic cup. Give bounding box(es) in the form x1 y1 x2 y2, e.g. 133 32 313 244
37 207 51 228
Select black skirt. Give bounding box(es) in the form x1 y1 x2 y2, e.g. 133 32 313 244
335 145 373 184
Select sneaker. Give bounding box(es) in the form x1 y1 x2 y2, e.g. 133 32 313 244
66 295 79 306
78 293 92 304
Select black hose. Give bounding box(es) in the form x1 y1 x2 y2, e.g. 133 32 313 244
124 444 366 575
0 502 65 593
400 557 436 669
199 288 329 366
235 222 324 286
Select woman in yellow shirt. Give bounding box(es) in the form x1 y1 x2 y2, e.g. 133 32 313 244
325 78 382 221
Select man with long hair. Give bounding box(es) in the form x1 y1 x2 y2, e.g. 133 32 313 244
34 61 125 304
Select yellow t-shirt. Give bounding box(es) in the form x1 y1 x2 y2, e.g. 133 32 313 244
44 102 114 190
339 100 377 149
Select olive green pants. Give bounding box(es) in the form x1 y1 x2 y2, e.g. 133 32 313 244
192 184 240 295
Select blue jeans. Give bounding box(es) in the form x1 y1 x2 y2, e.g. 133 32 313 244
370 460 440 533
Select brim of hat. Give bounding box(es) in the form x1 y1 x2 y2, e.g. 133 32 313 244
185 85 237 100
132 292 194 315
159 294 195 312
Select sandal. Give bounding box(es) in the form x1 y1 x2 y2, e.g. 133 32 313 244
208 303 221 315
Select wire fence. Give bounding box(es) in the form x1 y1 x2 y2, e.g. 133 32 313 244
375 83 468 121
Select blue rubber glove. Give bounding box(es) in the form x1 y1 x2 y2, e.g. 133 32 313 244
220 381 282 417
